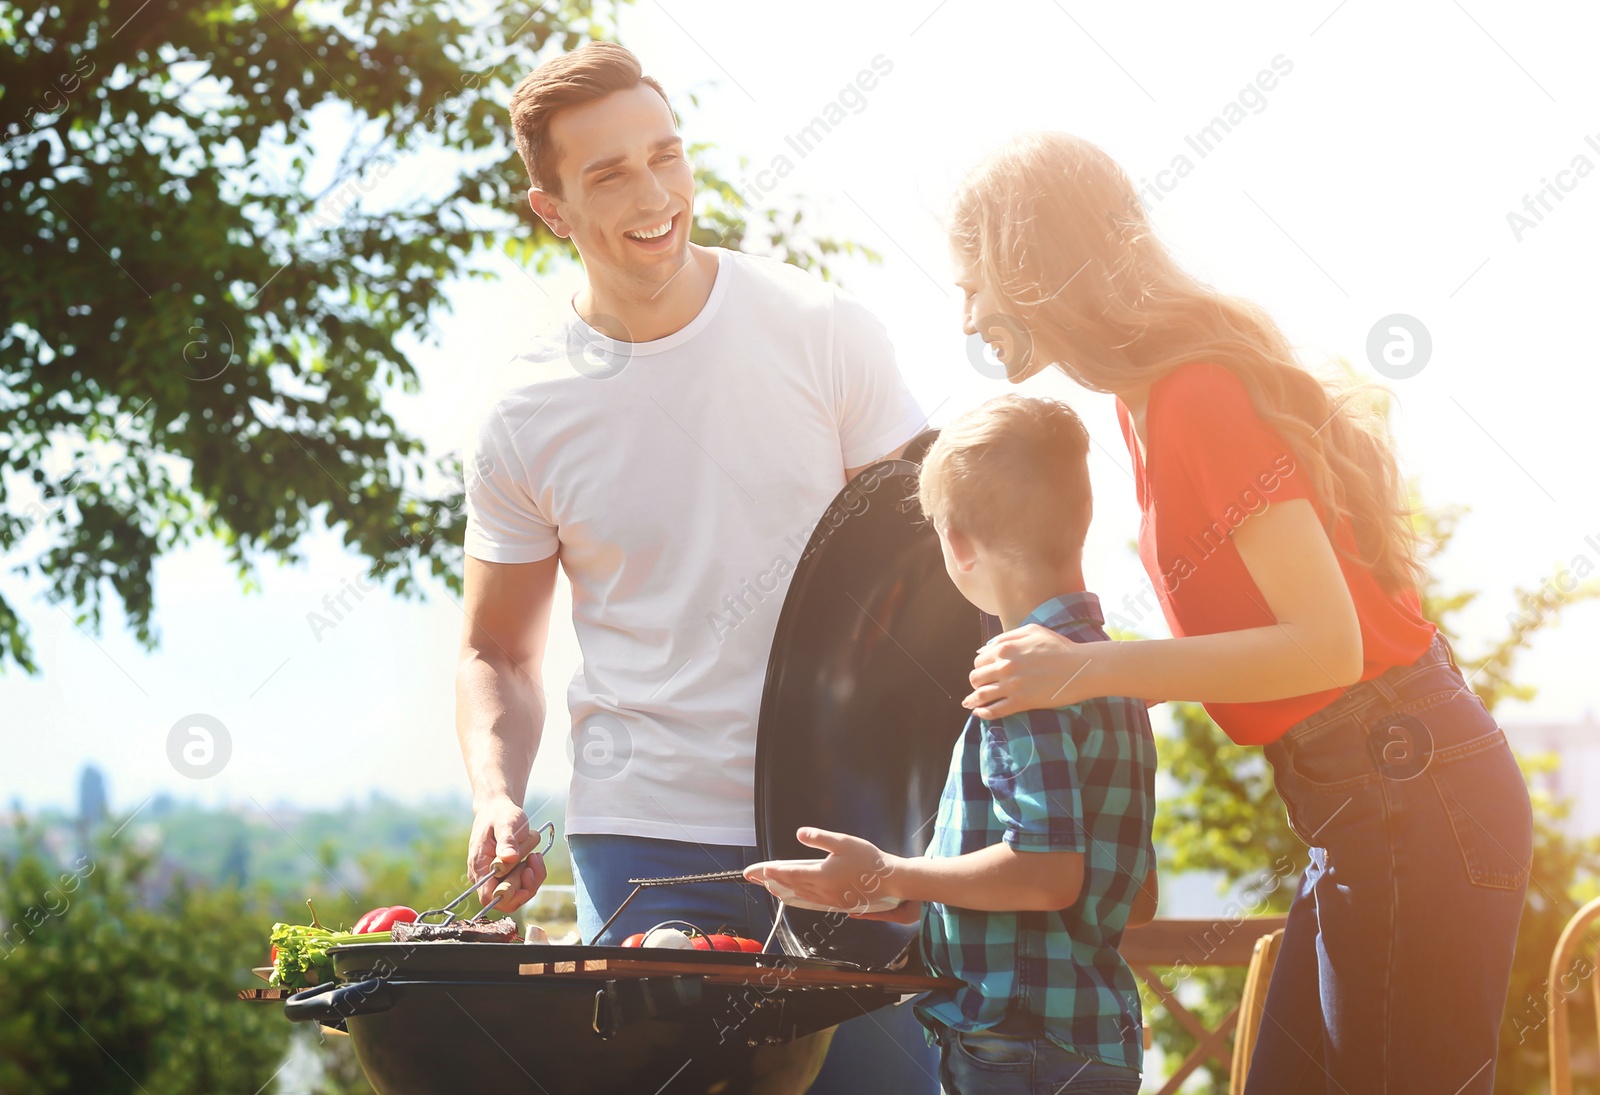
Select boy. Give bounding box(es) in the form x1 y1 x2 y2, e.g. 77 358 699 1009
747 394 1159 1094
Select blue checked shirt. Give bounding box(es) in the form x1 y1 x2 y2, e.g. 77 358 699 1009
914 592 1158 1072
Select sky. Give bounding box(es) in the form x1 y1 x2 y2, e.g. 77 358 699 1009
5 0 1598 818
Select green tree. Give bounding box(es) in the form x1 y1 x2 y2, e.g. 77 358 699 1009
0 0 874 674
1147 500 1600 1093
0 801 558 1092
0 820 291 1093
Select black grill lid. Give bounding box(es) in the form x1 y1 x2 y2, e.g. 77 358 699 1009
753 431 986 967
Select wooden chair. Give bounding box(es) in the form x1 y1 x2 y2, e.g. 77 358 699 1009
1549 894 1600 1095
1230 927 1286 1092
1120 917 1287 1095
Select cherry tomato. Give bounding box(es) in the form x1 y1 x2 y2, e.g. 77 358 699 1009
689 935 712 950
705 934 743 952
621 933 647 947
735 936 764 953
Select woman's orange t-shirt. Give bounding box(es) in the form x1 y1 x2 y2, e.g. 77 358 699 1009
1114 361 1436 746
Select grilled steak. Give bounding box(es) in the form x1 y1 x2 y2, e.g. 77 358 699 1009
391 917 519 944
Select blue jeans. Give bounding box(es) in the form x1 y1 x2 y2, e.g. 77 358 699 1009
931 1026 1140 1094
570 834 772 944
1243 634 1532 1094
570 833 941 1094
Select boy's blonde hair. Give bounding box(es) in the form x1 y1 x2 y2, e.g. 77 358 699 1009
918 394 1092 569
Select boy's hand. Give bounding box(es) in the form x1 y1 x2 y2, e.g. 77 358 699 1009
744 827 902 914
853 900 922 924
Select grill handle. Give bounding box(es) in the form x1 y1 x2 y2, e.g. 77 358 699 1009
283 978 400 1024
591 976 703 1040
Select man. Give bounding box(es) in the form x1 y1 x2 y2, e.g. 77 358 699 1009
455 41 936 1091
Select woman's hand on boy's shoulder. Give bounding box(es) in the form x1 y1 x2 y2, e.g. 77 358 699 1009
965 624 1105 717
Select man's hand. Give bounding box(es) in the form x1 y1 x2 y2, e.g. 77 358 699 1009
744 827 901 914
468 797 547 912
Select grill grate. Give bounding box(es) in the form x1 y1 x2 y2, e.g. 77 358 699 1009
591 869 774 948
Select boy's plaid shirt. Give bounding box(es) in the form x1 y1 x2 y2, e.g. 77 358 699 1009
913 591 1158 1073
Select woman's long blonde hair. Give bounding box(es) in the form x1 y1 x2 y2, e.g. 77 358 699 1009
948 131 1422 595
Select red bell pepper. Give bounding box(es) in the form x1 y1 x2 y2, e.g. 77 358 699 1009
351 905 419 934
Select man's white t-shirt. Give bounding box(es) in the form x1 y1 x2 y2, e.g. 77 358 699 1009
463 246 926 846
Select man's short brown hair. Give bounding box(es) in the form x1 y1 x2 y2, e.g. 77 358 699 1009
918 394 1093 570
508 41 675 197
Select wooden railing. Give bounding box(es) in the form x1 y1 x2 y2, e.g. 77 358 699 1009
1121 916 1288 1095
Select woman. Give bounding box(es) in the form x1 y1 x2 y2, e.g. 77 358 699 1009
946 132 1532 1093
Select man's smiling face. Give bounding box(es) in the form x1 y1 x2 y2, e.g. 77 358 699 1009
530 83 694 294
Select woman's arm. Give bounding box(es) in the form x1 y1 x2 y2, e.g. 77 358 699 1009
965 499 1364 717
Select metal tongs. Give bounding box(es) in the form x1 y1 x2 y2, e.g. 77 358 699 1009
417 821 556 925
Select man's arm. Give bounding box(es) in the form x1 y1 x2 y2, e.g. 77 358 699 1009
844 438 911 482
457 552 560 911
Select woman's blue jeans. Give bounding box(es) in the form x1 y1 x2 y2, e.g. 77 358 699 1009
1242 634 1533 1094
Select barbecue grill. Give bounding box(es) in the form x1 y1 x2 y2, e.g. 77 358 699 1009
262 431 985 1094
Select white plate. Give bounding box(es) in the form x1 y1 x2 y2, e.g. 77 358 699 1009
745 860 902 914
